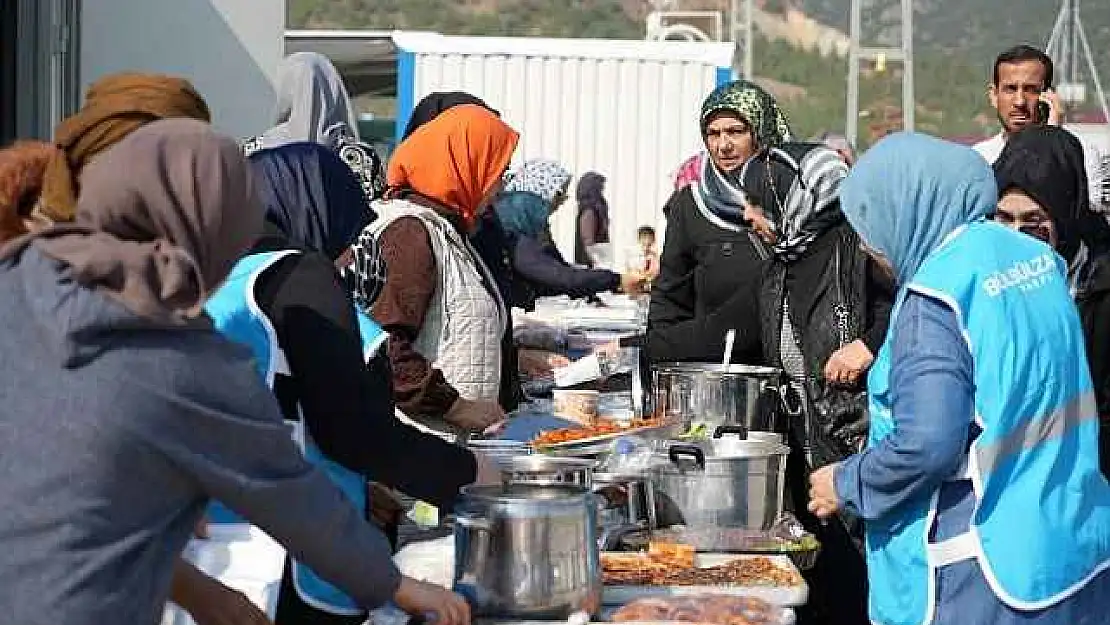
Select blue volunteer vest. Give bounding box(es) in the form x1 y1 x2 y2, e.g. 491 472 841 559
204 250 387 616
864 222 1110 625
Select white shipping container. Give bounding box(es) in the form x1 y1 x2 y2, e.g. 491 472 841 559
393 32 734 269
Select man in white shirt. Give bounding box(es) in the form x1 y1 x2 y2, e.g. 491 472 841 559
976 45 1107 212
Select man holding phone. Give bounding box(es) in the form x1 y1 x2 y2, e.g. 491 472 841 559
976 44 1107 215
974 45 1063 164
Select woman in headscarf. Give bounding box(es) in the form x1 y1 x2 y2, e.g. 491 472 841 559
810 131 1110 625
366 104 519 437
573 171 611 267
992 125 1110 477
740 139 892 625
0 141 55 241
493 158 647 311
244 52 387 208
204 141 494 625
401 91 498 140
37 71 211 223
672 152 706 193
0 119 469 625
636 79 790 364
484 158 646 379
0 83 273 625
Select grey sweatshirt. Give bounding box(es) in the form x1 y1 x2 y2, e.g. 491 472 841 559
0 244 401 625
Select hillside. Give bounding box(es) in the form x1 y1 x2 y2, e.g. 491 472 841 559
796 0 1110 91
288 0 1108 143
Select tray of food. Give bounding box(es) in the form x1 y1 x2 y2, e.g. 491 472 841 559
619 527 821 570
609 595 795 625
600 544 808 607
530 420 672 450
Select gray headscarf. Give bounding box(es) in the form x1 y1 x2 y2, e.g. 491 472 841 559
253 52 360 151
244 53 388 205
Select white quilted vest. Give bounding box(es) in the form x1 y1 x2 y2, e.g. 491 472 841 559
367 199 507 422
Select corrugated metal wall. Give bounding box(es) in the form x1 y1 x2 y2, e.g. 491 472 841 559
409 49 726 268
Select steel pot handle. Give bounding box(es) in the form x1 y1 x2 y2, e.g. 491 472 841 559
712 424 749 440
454 515 493 532
667 444 706 470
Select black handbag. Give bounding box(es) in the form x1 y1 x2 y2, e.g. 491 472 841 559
807 242 869 464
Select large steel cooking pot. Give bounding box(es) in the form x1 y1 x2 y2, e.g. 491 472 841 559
650 439 789 531
497 455 597 488
652 362 796 432
453 484 601 618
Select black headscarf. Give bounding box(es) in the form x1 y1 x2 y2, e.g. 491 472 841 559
248 142 370 261
994 125 1110 264
401 91 499 140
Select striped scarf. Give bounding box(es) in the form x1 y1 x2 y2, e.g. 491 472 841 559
742 143 849 261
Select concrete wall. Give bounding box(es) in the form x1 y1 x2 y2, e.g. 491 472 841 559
80 0 284 139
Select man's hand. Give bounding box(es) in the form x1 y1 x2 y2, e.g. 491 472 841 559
444 398 505 432
824 340 874 387
1041 88 1065 126
807 463 841 520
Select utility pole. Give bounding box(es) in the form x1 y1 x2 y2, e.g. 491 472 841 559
1046 0 1110 124
729 0 754 79
846 0 915 147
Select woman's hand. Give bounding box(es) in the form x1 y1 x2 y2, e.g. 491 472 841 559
394 577 471 625
518 348 571 378
824 340 874 386
619 271 649 295
171 560 272 625
807 463 841 520
444 398 505 432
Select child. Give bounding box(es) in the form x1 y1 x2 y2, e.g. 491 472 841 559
637 225 660 279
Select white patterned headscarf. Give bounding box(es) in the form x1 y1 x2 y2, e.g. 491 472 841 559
504 158 573 205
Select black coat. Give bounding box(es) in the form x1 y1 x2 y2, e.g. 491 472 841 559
1077 253 1110 478
758 222 893 468
643 187 768 365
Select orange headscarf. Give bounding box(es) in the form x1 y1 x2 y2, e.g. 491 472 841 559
387 104 519 228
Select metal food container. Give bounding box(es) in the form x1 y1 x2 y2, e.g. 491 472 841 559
650 439 790 531
496 455 597 488
453 484 602 618
592 472 658 549
652 362 794 432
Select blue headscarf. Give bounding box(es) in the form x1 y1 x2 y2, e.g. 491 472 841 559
494 191 550 239
839 132 997 284
248 142 370 261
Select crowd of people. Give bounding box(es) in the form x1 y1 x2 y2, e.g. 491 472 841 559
0 39 1109 625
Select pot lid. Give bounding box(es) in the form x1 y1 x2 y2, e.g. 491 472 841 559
652 362 784 376
661 439 790 463
495 455 597 473
461 483 590 502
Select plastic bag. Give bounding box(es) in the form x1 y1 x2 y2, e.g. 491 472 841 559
599 435 662 474
610 594 793 625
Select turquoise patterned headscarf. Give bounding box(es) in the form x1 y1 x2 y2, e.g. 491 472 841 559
700 79 792 149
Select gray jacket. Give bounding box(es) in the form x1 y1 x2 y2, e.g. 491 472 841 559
0 244 400 625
